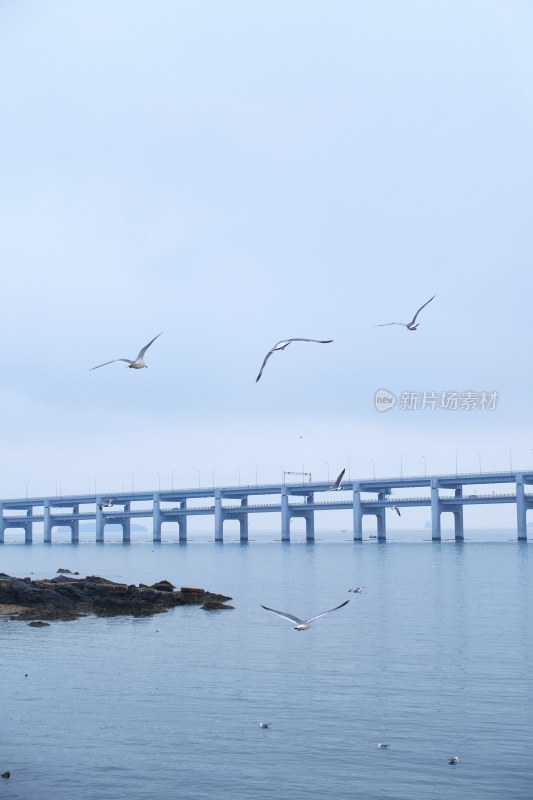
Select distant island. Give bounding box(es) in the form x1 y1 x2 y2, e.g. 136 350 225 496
0 572 233 624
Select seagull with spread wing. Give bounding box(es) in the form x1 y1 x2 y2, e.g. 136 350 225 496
90 333 163 371
260 599 349 630
375 295 435 331
330 468 345 491
255 338 333 382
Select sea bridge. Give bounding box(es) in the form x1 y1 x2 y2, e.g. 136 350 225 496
1 469 532 543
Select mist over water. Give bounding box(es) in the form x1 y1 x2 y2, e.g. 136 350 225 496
1 538 531 800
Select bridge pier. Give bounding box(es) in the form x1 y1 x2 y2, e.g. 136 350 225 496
95 498 104 543
239 498 248 542
453 488 464 541
44 501 51 543
352 485 362 541
377 493 387 541
431 481 441 541
179 500 188 542
215 491 223 542
122 504 131 542
305 494 315 542
153 495 162 542
25 509 33 544
516 476 527 540
71 505 80 543
281 488 290 541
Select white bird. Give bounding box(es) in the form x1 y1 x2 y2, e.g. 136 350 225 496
392 506 401 517
375 295 435 331
377 743 390 749
348 587 363 593
448 756 459 765
330 468 345 491
90 333 163 371
255 338 333 382
260 600 349 631
259 722 270 729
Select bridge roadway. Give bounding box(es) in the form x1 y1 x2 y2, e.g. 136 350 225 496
1 469 532 543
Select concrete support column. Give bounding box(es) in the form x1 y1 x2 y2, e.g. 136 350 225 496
453 488 464 541
153 495 161 542
239 497 249 543
122 503 131 543
43 501 52 543
281 488 290 542
95 498 104 543
516 475 527 541
376 509 386 541
179 500 188 543
25 508 33 544
0 505 4 544
71 505 79 544
215 491 223 542
353 484 362 541
431 481 441 541
305 512 315 542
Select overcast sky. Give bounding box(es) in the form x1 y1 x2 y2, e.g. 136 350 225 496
0 1 532 528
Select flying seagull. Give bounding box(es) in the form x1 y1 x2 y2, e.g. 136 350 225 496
90 333 163 371
392 506 401 516
260 599 349 631
255 338 333 382
348 587 363 593
375 295 435 331
330 468 345 491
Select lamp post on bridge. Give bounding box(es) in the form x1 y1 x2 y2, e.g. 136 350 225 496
370 459 375 479
131 473 134 492
255 465 260 486
279 465 284 484
400 454 403 479
171 469 177 490
25 481 29 499
212 467 216 488
235 467 241 486
157 472 161 490
119 475 125 492
509 448 513 471
422 455 427 477
325 462 330 481
477 452 482 474
196 471 201 489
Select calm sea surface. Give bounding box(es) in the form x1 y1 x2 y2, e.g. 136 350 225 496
1 535 532 800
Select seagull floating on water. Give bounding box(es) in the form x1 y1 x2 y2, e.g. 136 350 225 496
260 600 349 631
90 333 163 371
255 338 333 382
330 468 345 491
259 722 270 729
377 743 390 749
448 756 459 765
375 295 435 331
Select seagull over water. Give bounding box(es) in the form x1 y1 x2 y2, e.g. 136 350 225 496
392 506 401 517
255 338 333 382
90 333 163 371
331 468 346 491
375 295 435 331
260 600 349 631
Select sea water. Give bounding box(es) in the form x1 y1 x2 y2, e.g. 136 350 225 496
1 537 531 799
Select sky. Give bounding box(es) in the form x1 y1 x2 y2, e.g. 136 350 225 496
0 1 532 528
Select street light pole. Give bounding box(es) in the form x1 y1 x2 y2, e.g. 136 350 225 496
171 469 177 490
422 455 427 477
477 452 481 474
371 459 375 479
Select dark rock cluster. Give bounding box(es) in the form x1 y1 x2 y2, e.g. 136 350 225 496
0 573 233 622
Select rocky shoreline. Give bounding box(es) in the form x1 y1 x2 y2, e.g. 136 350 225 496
0 572 234 623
